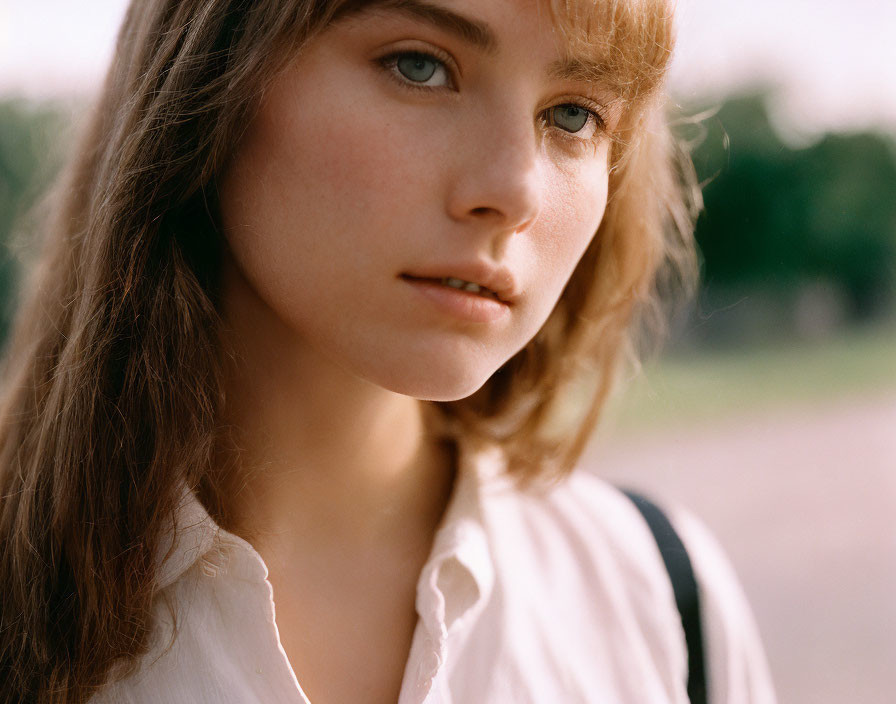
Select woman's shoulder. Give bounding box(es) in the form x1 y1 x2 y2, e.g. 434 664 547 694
477 466 692 666
481 466 685 588
475 463 776 703
559 469 776 704
482 465 753 615
662 504 778 703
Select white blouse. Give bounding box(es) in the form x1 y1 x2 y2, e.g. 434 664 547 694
91 440 775 704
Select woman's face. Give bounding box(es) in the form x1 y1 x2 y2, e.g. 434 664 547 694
217 0 618 401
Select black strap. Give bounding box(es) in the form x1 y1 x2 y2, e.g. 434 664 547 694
621 490 707 704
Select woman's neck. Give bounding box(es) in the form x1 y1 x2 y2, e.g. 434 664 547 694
212 259 457 560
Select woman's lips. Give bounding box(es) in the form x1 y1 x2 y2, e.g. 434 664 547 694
403 275 500 300
399 275 510 323
400 261 519 305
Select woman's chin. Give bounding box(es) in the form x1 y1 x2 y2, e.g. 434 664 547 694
370 360 496 403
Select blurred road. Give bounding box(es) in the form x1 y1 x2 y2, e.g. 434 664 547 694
586 394 896 704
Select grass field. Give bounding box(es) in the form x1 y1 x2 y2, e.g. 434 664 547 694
605 322 896 434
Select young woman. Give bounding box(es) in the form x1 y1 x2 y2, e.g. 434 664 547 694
0 0 775 702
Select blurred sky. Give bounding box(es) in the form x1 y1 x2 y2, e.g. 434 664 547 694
2 0 895 139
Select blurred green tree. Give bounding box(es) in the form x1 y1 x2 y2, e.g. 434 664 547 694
689 93 896 322
0 100 68 338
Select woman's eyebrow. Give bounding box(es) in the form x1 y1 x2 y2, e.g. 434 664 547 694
548 57 615 87
335 0 499 55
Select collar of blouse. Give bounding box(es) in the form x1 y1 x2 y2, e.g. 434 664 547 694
155 435 507 646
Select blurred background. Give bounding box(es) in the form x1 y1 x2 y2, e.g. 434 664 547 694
1 1 894 702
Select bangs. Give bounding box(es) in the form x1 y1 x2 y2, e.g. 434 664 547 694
548 0 676 107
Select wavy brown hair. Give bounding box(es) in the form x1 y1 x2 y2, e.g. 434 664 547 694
0 0 699 701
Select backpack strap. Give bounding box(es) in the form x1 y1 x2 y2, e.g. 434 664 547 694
621 489 708 704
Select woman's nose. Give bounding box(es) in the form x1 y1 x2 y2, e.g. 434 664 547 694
444 112 544 240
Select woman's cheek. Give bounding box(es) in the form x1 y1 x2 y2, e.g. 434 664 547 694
539 170 607 286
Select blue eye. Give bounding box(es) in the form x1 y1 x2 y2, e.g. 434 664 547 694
379 50 452 88
548 105 591 134
396 53 440 83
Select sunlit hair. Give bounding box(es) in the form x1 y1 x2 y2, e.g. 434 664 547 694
0 0 698 701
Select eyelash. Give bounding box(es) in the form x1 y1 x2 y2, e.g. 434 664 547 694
376 50 608 143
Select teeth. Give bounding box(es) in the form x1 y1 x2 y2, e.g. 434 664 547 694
442 277 480 293
440 277 499 300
